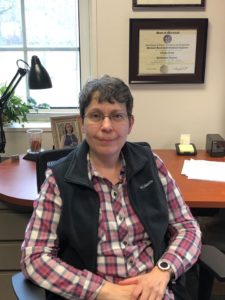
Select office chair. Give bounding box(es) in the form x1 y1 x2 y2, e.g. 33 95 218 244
36 147 74 192
198 244 225 299
12 271 45 300
197 208 225 299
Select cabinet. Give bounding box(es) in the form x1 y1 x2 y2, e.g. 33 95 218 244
0 200 32 300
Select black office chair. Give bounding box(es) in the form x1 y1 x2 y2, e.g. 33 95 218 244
197 209 225 299
12 271 45 300
36 147 74 192
198 244 225 299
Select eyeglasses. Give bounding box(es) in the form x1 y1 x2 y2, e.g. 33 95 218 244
84 112 131 124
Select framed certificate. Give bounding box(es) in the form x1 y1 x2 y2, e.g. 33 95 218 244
129 18 208 84
132 0 205 7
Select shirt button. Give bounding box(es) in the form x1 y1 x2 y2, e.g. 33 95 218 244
111 190 117 199
128 258 135 266
123 240 128 246
117 214 124 223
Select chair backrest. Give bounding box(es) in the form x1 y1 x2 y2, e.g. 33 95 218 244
36 147 74 192
12 272 46 300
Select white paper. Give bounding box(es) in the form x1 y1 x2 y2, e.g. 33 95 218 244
181 159 225 182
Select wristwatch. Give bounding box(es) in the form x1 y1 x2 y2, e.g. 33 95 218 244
157 259 174 277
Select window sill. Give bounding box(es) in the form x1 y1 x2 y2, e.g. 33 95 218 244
3 109 80 132
3 122 51 132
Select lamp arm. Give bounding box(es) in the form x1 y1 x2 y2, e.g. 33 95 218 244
0 67 28 108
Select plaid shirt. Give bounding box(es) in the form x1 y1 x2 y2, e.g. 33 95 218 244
21 153 201 300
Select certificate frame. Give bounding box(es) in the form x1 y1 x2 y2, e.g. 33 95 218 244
132 0 205 8
129 18 208 84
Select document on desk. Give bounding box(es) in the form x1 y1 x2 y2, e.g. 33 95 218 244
181 159 225 182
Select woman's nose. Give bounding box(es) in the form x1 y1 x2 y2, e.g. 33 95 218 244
100 116 113 129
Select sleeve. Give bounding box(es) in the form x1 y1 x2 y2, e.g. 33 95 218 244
20 169 104 300
153 153 202 279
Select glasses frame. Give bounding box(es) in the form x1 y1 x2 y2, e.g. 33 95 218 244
84 112 132 125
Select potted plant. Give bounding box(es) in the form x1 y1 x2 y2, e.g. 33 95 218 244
0 84 50 125
0 84 30 124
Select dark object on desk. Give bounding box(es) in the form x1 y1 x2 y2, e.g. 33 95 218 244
36 147 74 192
23 151 40 162
206 134 225 157
175 143 197 156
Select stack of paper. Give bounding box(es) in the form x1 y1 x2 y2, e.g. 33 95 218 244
181 159 225 182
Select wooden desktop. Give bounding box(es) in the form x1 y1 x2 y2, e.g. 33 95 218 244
155 150 225 208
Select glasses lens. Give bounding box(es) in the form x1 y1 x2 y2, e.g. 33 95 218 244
87 112 102 122
111 113 127 122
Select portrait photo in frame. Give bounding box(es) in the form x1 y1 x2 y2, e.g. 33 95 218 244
129 18 208 84
132 0 205 8
51 115 83 149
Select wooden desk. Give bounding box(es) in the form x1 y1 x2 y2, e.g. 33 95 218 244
0 155 36 299
155 150 225 208
0 150 225 208
0 155 38 207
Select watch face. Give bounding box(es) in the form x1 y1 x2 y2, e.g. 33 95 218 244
160 261 169 269
158 260 170 271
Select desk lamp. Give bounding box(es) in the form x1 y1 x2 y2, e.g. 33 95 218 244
0 55 52 155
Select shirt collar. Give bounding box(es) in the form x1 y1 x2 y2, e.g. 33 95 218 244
87 152 126 183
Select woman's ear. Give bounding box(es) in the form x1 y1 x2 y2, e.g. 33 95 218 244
81 118 86 134
128 115 134 134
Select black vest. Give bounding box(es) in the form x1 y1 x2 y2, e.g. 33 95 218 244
46 141 188 300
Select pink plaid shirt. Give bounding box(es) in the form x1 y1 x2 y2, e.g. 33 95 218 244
21 153 201 299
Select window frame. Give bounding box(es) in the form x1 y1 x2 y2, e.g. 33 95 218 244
1 0 91 122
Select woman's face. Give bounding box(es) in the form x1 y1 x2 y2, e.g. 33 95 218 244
82 93 134 162
65 123 73 133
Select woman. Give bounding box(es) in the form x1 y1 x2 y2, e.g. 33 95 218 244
59 122 78 148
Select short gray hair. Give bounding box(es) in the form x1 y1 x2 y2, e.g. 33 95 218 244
79 75 133 118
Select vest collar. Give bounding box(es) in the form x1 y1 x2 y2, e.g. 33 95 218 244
63 141 150 186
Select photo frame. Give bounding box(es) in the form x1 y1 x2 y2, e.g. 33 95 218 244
129 18 208 84
51 115 83 149
132 0 205 8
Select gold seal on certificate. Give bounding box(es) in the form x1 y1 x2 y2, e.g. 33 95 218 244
160 65 168 74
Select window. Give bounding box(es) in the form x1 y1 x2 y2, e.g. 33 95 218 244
0 0 90 109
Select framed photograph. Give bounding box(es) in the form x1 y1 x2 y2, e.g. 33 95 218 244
132 0 205 8
129 18 208 84
51 115 83 149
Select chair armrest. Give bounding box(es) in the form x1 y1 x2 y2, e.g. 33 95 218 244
199 244 225 281
12 272 45 300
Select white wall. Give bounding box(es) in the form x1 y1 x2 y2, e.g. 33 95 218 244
92 0 225 149
3 0 225 156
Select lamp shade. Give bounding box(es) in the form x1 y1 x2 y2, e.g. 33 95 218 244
28 56 52 89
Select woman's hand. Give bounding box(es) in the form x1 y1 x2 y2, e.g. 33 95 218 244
96 281 136 300
118 266 171 300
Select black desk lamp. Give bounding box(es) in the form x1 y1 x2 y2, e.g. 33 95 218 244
0 55 52 155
